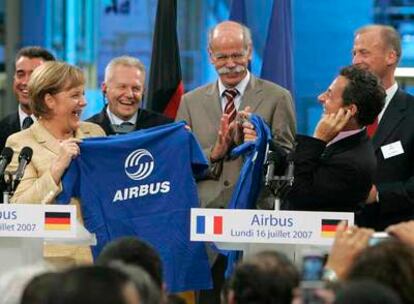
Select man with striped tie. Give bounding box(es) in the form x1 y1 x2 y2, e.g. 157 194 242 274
176 21 296 304
177 21 296 211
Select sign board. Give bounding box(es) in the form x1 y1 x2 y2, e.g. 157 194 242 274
0 204 76 238
191 208 354 246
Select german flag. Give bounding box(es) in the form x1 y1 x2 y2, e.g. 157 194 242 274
146 0 183 119
44 212 71 231
321 219 347 238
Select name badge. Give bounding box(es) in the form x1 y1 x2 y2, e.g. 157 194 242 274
381 141 404 159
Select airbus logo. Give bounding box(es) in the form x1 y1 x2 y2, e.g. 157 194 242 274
124 149 154 180
114 148 170 202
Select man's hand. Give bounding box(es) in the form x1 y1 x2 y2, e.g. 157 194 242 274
210 114 233 162
325 221 374 279
386 220 414 247
365 184 378 204
314 108 352 142
234 106 256 144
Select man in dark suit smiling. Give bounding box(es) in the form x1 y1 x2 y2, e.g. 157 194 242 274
87 56 173 135
0 46 55 153
353 25 414 230
285 66 385 215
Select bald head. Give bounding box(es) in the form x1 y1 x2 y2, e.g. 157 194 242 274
208 21 252 51
207 21 253 87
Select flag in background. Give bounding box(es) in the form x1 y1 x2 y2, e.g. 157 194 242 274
146 0 183 119
229 0 247 25
260 0 294 94
229 0 252 71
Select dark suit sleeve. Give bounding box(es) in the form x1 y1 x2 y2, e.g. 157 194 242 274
377 174 414 214
0 114 19 153
374 91 414 220
286 135 364 209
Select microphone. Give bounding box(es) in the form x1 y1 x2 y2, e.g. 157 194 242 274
0 147 13 177
13 147 33 190
285 150 295 186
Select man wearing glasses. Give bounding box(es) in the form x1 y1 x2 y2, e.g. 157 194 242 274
176 21 296 304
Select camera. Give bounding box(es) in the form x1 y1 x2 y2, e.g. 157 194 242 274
300 250 332 304
300 251 326 304
369 232 389 246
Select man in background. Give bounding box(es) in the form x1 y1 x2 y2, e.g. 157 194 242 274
87 56 173 135
352 25 414 230
0 46 54 203
0 46 55 152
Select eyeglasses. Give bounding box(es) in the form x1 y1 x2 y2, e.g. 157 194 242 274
212 51 247 63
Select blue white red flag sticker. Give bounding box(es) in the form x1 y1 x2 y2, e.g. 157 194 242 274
196 215 223 235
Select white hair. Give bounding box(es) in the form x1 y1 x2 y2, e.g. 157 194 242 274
104 56 146 82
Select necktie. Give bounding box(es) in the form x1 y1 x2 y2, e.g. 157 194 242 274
111 121 135 134
22 116 34 129
367 116 378 138
223 88 238 123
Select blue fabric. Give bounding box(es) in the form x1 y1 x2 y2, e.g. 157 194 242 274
260 0 294 94
228 114 272 210
57 122 212 292
229 0 247 26
225 114 272 276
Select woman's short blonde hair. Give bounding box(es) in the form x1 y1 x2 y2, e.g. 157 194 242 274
28 61 85 118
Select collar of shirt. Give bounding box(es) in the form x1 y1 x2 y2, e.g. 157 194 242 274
378 82 398 123
18 105 36 129
106 107 138 126
218 70 251 112
327 128 364 146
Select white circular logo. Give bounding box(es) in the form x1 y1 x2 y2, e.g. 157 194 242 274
124 149 154 180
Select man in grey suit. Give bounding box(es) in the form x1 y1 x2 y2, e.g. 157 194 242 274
176 20 296 303
177 20 296 210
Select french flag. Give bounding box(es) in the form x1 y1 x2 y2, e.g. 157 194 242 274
196 215 223 235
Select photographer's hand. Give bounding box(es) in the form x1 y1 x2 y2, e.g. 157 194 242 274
325 221 374 280
386 220 414 247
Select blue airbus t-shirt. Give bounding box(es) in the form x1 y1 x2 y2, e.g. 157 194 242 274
228 114 272 209
57 122 212 292
225 114 272 276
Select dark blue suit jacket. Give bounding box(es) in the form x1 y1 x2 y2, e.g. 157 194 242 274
284 130 376 216
0 112 20 153
0 111 20 203
362 89 414 230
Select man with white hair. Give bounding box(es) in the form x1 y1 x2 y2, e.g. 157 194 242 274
87 56 173 135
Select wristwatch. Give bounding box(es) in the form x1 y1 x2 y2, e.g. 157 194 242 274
322 267 338 283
